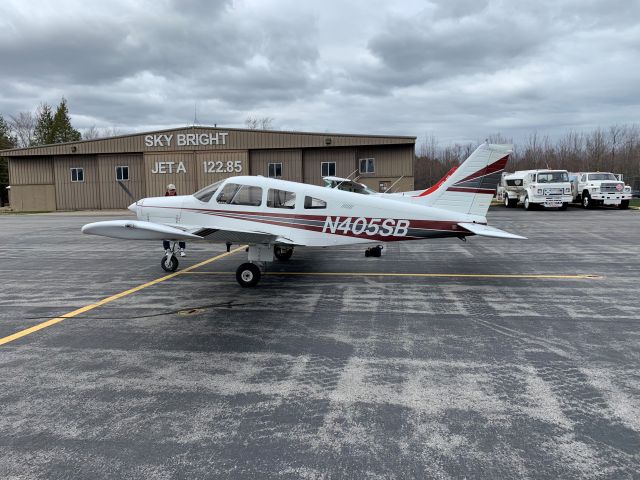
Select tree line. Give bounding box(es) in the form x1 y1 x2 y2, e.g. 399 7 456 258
414 126 640 190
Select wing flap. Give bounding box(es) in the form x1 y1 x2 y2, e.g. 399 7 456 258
458 222 527 240
81 220 203 241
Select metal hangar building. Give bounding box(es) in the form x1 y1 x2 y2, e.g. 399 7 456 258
2 126 416 211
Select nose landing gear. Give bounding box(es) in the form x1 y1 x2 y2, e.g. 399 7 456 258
160 241 180 272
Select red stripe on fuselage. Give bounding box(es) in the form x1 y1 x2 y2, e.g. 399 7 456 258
142 204 471 242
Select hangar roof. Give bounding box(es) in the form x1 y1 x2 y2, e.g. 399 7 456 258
1 125 416 157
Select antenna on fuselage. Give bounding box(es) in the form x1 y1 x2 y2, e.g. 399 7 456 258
383 175 405 194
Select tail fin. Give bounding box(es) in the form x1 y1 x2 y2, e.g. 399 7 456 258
419 143 512 216
415 165 458 197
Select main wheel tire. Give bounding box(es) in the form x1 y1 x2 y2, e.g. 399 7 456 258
524 196 532 210
236 263 261 287
274 245 293 261
559 202 568 211
161 254 178 272
620 200 630 209
582 194 591 209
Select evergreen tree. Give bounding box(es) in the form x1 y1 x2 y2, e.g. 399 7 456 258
51 98 81 143
0 114 16 184
0 114 16 150
32 103 55 146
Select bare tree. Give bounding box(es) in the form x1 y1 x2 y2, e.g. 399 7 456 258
9 111 35 148
82 125 102 140
82 126 124 139
245 115 274 130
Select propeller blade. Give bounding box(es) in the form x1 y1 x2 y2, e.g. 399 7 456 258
117 180 136 202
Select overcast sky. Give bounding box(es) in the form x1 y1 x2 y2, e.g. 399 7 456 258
1 0 638 145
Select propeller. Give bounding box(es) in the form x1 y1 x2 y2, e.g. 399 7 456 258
117 180 141 214
117 180 136 201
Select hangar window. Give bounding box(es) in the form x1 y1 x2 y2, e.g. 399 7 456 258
267 189 296 209
304 196 327 209
217 183 263 206
116 166 129 181
70 167 84 182
268 163 282 178
359 158 375 174
321 162 336 177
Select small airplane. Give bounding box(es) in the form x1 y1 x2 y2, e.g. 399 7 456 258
82 142 525 287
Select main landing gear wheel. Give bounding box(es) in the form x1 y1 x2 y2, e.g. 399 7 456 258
236 263 261 287
274 245 294 261
365 245 383 257
161 254 179 272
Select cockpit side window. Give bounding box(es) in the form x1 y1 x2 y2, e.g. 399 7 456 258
267 189 296 209
217 183 263 206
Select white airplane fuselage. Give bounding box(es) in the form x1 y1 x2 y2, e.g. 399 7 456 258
133 176 485 247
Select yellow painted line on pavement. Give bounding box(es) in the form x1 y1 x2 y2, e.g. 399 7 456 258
182 271 603 280
0 246 246 346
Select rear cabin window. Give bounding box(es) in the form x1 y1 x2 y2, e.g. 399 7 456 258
217 183 263 206
304 196 327 209
267 189 296 209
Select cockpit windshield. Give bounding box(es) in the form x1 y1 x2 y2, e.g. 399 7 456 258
193 180 223 202
322 177 377 195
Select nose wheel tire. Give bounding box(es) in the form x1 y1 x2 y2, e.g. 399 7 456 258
236 263 261 287
161 254 179 272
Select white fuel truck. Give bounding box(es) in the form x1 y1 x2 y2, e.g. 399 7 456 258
499 169 573 210
569 172 632 209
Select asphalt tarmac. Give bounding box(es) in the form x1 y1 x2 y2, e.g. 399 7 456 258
1 206 639 479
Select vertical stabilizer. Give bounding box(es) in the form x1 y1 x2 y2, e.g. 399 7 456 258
418 143 512 216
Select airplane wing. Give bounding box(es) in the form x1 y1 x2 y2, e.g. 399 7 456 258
81 220 294 245
457 222 527 240
82 220 205 240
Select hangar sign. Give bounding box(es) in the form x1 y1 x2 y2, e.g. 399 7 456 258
144 132 229 148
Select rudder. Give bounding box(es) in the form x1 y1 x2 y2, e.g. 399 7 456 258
419 143 512 217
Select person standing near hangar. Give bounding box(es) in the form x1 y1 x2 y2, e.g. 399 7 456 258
163 184 186 257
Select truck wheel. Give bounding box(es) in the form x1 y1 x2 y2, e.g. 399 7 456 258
620 200 629 209
582 194 591 209
504 194 510 208
524 196 532 210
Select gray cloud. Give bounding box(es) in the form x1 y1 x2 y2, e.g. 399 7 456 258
0 0 638 145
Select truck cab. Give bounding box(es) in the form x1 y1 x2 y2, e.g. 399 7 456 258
502 169 573 210
571 172 632 209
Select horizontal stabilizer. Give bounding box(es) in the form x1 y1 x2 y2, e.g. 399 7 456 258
458 222 527 240
81 220 203 241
